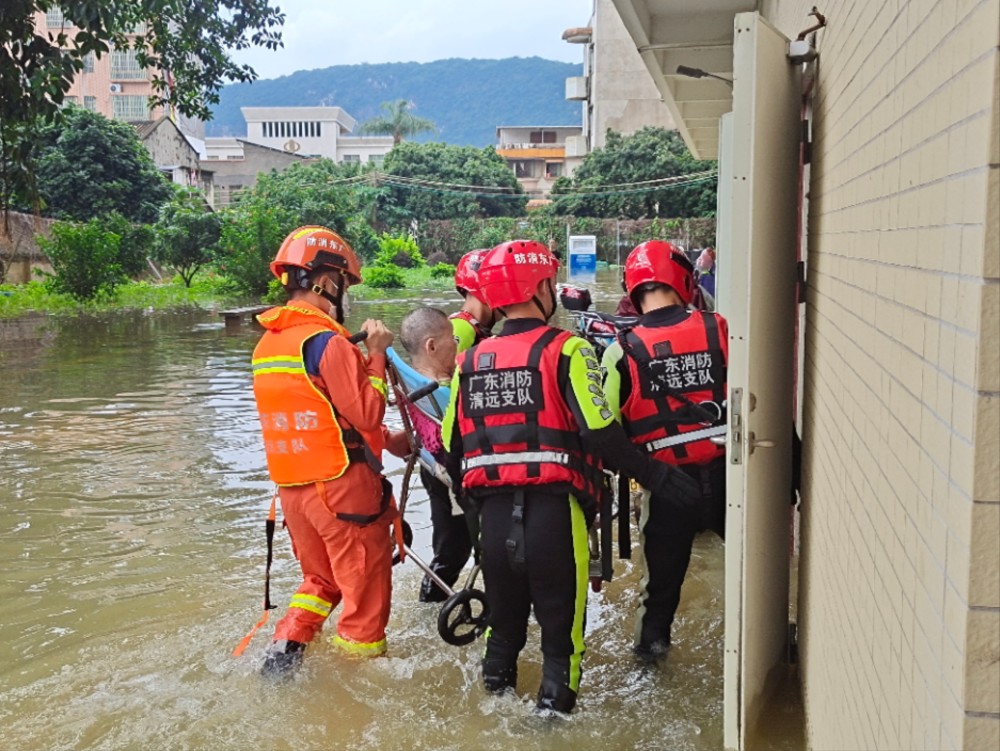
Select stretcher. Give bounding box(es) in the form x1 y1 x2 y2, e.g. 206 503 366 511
385 347 489 646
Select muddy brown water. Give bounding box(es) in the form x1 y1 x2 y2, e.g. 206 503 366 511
0 273 769 750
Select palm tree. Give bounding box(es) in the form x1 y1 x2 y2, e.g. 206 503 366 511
356 99 436 145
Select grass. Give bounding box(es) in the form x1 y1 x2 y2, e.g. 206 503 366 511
0 275 243 319
348 265 455 300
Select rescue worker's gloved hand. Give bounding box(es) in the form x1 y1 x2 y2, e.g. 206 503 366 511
642 460 702 513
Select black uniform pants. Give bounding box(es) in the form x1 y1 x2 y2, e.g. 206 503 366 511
419 467 473 602
478 490 590 694
635 455 726 648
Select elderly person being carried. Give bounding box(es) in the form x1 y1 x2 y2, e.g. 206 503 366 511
393 307 472 602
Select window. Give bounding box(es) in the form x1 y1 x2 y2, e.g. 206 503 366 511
529 130 557 144
545 162 563 178
82 53 95 73
513 160 540 178
62 96 78 107
342 154 361 164
83 96 97 112
112 95 150 122
110 47 147 80
46 9 64 27
226 155 242 160
368 154 385 167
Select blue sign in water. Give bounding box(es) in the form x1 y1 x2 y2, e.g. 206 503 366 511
567 235 598 284
569 252 597 277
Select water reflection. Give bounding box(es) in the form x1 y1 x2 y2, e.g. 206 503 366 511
0 274 734 750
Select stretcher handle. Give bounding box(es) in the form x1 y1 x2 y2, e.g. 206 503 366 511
347 330 368 344
406 381 439 403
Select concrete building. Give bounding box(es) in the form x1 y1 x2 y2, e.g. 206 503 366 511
133 116 214 202
33 9 203 138
562 0 676 169
240 106 393 164
495 125 583 196
197 138 310 209
611 1 999 750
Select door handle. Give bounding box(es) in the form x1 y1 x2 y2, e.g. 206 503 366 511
710 436 727 446
748 432 776 454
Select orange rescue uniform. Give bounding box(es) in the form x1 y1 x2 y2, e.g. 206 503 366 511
252 301 395 655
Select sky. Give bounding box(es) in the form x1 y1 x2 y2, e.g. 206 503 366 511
232 0 594 80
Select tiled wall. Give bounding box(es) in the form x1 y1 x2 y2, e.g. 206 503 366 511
761 1 999 748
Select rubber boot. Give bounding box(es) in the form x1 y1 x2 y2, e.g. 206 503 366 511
535 678 577 714
260 639 306 681
482 656 518 694
633 635 671 664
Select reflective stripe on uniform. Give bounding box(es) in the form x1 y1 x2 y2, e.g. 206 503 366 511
331 634 387 656
368 375 388 399
644 425 727 453
462 450 571 471
288 593 333 617
252 356 305 375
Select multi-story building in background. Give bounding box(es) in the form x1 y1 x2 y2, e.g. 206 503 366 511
562 0 675 170
33 8 203 139
238 106 393 164
494 125 583 198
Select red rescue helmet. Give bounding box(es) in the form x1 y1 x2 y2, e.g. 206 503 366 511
478 240 559 310
270 226 362 287
623 240 695 307
454 249 490 303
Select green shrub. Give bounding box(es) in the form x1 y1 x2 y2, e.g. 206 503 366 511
430 262 455 280
362 265 405 288
37 219 127 300
373 232 424 268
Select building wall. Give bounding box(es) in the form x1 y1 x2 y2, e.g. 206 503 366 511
33 11 163 124
591 0 674 148
758 1 1000 749
140 120 200 183
201 141 308 208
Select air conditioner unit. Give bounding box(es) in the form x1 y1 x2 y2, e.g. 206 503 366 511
109 84 122 93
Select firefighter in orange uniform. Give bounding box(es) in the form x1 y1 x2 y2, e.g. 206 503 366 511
602 240 729 661
441 240 700 712
252 225 406 678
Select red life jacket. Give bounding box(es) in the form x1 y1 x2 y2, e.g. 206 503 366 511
456 325 602 503
619 311 728 466
252 305 376 486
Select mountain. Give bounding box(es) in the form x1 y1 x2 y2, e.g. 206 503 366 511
206 57 583 147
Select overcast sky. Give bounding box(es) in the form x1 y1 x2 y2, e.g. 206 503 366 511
232 0 594 80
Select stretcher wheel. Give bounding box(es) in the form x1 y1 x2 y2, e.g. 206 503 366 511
391 520 414 566
437 588 489 646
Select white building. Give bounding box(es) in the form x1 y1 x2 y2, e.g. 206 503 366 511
239 106 393 164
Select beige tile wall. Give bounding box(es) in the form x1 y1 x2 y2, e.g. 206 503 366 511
761 0 1000 749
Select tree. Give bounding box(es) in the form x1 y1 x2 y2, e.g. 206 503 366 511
153 188 220 286
0 0 283 234
380 142 527 223
37 218 126 300
356 99 436 145
29 107 172 223
551 127 718 219
214 159 366 296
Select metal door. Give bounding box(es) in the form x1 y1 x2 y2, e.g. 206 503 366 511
721 12 800 750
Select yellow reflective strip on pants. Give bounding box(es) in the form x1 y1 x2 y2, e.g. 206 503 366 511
368 376 388 399
289 593 333 617
331 634 387 657
568 495 589 693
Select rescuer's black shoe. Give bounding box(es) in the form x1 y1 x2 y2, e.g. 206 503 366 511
535 678 577 714
260 639 306 680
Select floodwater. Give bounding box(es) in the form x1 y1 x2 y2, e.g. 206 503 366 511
0 271 756 751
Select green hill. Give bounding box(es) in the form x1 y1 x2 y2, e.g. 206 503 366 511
206 57 583 146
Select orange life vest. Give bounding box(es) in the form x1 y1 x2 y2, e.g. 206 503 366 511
251 305 373 486
456 325 602 504
620 311 728 466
